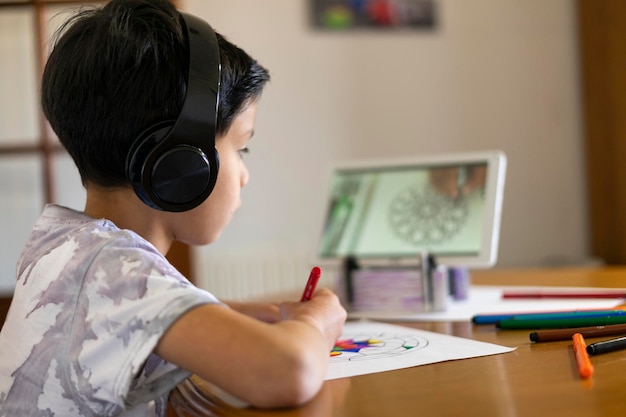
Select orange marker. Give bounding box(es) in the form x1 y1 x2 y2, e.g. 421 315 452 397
300 266 321 301
572 333 594 379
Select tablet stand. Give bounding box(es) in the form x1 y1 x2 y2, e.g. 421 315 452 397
341 252 450 313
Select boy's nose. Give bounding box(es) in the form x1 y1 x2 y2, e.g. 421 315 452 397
241 165 249 187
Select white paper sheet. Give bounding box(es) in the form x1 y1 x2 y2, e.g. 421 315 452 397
347 285 626 322
326 320 515 380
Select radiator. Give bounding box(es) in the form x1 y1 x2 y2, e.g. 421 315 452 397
193 250 341 301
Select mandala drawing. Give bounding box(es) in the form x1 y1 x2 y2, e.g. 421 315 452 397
330 332 429 362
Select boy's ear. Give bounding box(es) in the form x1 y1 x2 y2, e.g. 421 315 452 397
125 12 221 213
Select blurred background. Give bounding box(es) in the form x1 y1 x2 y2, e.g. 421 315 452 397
0 0 623 306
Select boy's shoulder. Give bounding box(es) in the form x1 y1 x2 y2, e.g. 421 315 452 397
18 204 209 307
21 204 166 279
34 204 148 246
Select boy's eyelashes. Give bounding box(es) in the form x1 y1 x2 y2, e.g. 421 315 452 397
238 147 250 157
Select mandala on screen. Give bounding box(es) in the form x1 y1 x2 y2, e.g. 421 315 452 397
388 185 469 245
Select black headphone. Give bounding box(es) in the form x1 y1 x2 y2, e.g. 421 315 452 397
126 12 221 212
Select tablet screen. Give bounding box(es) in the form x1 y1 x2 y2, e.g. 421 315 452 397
317 151 506 267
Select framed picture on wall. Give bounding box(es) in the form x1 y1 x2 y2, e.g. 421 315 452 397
310 0 437 30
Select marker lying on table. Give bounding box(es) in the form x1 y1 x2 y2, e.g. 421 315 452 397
586 335 626 355
530 323 626 342
502 289 626 299
300 266 321 302
497 314 626 330
473 309 626 325
572 333 593 379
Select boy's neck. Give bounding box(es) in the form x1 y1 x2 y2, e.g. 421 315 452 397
83 184 174 255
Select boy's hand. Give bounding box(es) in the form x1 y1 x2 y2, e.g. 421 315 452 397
279 288 347 350
429 165 487 199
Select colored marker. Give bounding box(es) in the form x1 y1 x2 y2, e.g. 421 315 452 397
497 314 626 330
572 333 593 379
300 266 321 301
502 290 626 299
586 335 626 355
530 323 626 342
507 311 626 324
473 309 626 325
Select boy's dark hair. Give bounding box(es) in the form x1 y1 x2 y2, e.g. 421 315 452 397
42 0 270 188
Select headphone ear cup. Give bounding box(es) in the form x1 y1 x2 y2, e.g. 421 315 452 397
151 144 219 209
126 121 173 209
126 121 219 212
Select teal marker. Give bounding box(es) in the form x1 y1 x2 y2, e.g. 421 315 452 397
510 310 626 321
473 309 626 325
497 314 626 330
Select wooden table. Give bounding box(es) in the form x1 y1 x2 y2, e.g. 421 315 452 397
170 266 626 417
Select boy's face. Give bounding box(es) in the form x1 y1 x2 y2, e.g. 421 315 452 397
171 102 257 245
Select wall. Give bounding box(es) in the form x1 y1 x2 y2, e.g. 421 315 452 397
186 0 590 286
0 0 591 297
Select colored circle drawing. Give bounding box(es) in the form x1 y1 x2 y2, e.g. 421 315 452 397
388 185 469 245
330 332 428 362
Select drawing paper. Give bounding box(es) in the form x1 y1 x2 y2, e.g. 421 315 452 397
326 320 515 380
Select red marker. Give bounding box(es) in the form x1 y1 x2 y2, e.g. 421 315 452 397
300 266 321 301
502 290 626 299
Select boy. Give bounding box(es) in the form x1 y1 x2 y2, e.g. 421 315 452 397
0 1 346 416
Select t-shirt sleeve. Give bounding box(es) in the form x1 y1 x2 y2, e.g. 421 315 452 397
71 238 221 410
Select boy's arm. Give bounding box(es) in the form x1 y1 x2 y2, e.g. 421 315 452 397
155 288 346 409
221 300 281 323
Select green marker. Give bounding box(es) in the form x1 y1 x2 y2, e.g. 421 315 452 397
497 314 626 330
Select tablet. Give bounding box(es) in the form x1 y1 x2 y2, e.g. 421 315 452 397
317 150 507 267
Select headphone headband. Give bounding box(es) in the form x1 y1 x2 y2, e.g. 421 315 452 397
172 12 220 149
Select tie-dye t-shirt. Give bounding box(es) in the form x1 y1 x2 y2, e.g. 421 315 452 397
0 204 221 417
